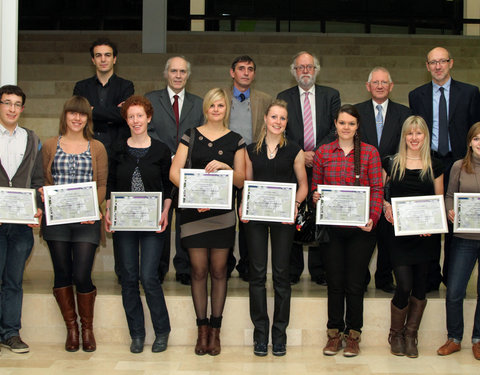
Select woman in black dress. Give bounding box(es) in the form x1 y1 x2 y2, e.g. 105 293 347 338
242 99 308 357
383 116 444 358
170 88 245 356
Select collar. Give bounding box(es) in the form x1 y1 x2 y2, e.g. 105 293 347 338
299 85 315 97
233 86 250 101
372 99 389 113
0 123 19 135
167 86 185 102
433 77 452 92
95 73 116 87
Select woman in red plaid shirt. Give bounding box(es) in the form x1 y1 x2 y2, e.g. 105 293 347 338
312 104 383 357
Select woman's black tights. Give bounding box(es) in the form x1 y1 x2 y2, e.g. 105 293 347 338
392 261 430 309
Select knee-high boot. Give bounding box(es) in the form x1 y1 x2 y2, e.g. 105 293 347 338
77 289 97 352
404 296 427 358
53 286 80 352
389 301 408 356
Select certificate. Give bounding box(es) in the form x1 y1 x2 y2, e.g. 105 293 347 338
0 187 38 224
44 181 100 226
453 193 480 233
110 192 162 231
315 185 370 226
178 168 233 210
391 195 448 236
241 180 296 223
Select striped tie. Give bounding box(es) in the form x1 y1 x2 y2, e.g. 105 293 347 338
376 104 383 146
303 92 314 151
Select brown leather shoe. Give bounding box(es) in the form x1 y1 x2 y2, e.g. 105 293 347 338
195 325 209 355
323 329 343 356
472 342 480 360
437 339 461 356
207 327 221 356
343 330 361 357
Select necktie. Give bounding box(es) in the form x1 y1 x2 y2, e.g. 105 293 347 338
375 104 384 146
239 93 246 102
438 87 449 156
303 92 314 152
173 94 180 141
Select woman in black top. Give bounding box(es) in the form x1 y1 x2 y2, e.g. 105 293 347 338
241 100 308 356
105 95 172 354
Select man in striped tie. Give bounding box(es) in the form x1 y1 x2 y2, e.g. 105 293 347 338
277 51 341 285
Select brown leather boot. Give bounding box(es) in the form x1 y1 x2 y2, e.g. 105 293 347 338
207 327 221 356
404 296 427 358
343 330 361 357
77 289 97 352
389 302 407 356
195 325 209 355
53 286 79 352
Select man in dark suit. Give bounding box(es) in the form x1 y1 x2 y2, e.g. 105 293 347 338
73 38 134 155
277 51 341 285
355 66 411 293
409 46 480 289
146 56 204 285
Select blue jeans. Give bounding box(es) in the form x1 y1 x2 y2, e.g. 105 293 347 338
0 224 33 340
113 231 170 339
446 237 480 342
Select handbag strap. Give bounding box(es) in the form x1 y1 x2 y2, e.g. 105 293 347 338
186 127 196 168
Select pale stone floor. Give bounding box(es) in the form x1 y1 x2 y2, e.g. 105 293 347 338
0 342 479 375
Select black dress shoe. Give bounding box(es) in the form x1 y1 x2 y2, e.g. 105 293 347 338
272 343 286 356
152 332 169 353
253 342 268 356
176 273 191 285
289 275 300 285
130 338 145 353
377 282 396 294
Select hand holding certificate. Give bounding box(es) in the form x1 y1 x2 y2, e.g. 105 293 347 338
109 192 163 231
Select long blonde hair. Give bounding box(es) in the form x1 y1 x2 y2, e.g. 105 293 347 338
462 122 480 174
254 99 288 153
391 115 433 181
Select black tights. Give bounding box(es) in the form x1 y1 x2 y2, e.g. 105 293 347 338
392 261 430 309
188 248 228 321
47 240 97 293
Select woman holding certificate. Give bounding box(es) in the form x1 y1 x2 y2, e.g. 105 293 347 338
311 104 383 357
105 95 172 354
242 99 308 357
382 116 443 358
437 122 480 360
42 96 108 352
170 88 245 356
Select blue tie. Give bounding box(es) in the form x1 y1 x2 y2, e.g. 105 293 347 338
376 104 383 146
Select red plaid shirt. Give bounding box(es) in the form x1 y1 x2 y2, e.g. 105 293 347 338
311 139 383 226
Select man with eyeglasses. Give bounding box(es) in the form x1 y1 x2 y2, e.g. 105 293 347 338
74 38 134 155
0 85 43 354
355 67 411 294
409 46 480 291
277 51 340 285
224 55 272 281
146 56 204 286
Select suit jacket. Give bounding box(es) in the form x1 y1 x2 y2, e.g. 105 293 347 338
146 88 204 154
277 84 340 149
355 100 411 158
225 87 272 143
409 79 480 160
73 74 134 142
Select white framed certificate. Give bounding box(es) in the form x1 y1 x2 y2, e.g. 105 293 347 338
178 168 233 210
110 192 162 231
0 187 38 225
391 195 448 236
44 181 100 226
453 192 480 233
241 180 297 223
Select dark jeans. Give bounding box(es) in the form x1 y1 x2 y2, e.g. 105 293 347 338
245 221 295 344
446 237 480 342
114 231 171 339
234 187 248 275
289 242 325 280
372 214 394 287
324 227 375 334
0 224 33 340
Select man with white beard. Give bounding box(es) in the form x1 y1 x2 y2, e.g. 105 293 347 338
277 51 341 285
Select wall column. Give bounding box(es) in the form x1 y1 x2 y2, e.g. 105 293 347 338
464 0 480 36
142 0 167 53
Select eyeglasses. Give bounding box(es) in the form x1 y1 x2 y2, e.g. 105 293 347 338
294 65 316 72
427 59 450 66
0 100 23 109
369 81 390 86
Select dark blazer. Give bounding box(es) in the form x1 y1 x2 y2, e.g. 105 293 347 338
277 84 341 149
355 100 411 158
408 79 480 160
146 88 204 154
73 74 134 140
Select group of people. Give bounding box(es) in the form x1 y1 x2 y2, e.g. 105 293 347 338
0 37 479 362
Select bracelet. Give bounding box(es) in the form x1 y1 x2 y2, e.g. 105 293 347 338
295 200 301 206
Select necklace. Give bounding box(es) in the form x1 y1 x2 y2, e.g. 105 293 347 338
266 143 278 158
406 156 421 160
